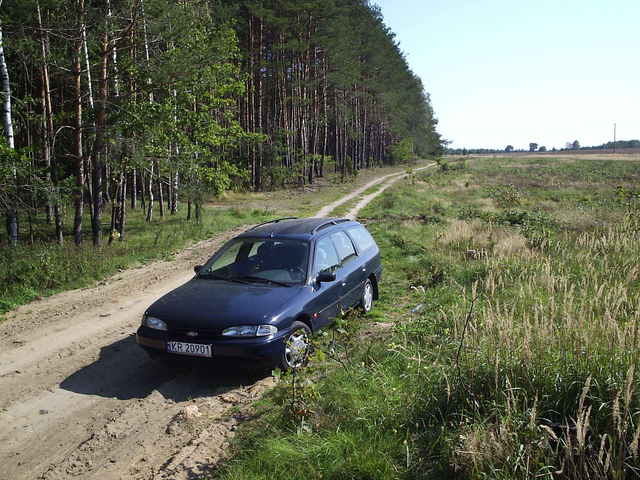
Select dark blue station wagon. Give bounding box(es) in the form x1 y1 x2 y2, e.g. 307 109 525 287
136 218 382 369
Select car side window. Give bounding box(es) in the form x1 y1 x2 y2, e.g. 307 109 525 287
314 236 341 275
330 231 357 264
346 226 375 253
206 241 244 274
247 241 264 259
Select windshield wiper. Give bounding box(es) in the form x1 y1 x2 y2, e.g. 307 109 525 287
230 275 292 287
198 273 250 284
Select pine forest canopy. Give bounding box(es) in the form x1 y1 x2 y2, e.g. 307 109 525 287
0 0 442 247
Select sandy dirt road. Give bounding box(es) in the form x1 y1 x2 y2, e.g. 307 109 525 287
343 163 436 219
315 163 434 218
0 165 433 480
0 228 276 480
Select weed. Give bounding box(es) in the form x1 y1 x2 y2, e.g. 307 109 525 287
489 184 523 208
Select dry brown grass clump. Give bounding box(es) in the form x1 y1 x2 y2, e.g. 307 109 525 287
437 219 534 260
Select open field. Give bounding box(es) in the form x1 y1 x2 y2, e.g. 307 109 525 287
218 155 640 479
454 150 640 161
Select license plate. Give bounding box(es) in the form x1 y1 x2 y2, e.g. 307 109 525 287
167 341 212 358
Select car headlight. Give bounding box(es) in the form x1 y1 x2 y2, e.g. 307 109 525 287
222 325 278 337
256 325 278 336
143 315 168 331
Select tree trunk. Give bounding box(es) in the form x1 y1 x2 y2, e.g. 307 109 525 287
155 159 164 218
140 0 153 102
140 170 146 212
72 83 83 246
0 19 17 246
92 31 109 246
108 181 118 244
72 0 85 246
118 170 126 240
146 163 154 222
171 171 178 214
106 0 119 98
256 17 263 191
81 21 93 110
131 168 137 209
37 2 55 227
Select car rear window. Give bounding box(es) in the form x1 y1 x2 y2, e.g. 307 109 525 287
347 226 376 253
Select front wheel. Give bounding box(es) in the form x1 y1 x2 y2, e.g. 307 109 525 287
279 321 311 370
361 279 374 313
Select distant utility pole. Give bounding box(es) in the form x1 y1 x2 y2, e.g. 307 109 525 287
613 123 617 153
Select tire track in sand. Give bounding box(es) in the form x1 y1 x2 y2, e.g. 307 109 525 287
341 163 436 220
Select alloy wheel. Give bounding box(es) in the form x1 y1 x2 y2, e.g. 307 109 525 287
362 281 374 312
284 328 310 369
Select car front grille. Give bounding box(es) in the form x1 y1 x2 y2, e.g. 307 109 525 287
171 328 221 339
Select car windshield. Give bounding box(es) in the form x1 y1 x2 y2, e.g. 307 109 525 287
198 238 309 285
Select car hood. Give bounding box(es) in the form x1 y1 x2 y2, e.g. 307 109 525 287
146 278 303 331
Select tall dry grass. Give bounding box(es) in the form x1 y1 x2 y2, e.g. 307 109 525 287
449 213 640 478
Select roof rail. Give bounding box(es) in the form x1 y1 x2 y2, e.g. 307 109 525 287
311 218 351 234
248 217 298 231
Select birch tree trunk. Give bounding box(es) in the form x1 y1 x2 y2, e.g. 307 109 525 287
82 23 94 110
140 0 153 103
155 159 164 217
81 5 95 224
72 0 85 246
146 163 154 222
171 171 178 214
106 0 119 98
0 18 17 246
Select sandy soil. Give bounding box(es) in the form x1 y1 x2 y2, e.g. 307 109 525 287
0 165 431 480
315 170 406 218
0 227 279 480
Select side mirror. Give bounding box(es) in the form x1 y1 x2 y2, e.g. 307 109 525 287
317 270 336 283
194 265 203 274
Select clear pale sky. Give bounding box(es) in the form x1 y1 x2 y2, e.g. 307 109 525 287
375 0 640 150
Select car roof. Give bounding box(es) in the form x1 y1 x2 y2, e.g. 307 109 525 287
237 217 361 241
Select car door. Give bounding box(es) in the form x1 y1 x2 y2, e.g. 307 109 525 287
307 235 344 329
329 230 363 308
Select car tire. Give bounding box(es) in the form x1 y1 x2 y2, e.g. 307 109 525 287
279 321 312 370
361 279 374 313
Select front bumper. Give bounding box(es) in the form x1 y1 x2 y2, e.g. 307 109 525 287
136 325 287 364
